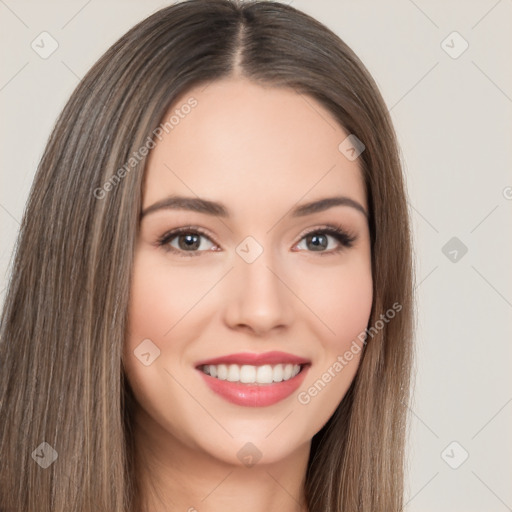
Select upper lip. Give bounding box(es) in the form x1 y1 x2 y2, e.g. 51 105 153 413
195 351 311 367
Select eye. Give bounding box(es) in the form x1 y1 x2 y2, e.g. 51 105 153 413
156 224 357 257
156 226 218 257
294 224 357 255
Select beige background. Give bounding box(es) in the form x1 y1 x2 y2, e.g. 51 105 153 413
1 1 511 510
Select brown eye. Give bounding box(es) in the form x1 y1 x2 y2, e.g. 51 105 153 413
157 227 217 256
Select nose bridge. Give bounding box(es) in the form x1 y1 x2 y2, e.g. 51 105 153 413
223 238 294 333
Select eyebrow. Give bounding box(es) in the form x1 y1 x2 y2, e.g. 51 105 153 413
140 194 368 220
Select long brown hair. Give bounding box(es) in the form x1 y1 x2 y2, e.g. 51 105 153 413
0 1 415 510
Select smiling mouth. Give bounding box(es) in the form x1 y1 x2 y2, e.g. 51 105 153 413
198 363 308 385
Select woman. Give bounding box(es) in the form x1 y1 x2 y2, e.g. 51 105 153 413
0 1 415 511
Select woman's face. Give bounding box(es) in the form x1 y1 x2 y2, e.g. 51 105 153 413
124 76 373 467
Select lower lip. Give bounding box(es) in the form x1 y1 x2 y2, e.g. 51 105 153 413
197 365 310 407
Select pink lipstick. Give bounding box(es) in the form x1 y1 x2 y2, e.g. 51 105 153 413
195 351 311 407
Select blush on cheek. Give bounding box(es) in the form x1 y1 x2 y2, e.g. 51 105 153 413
127 252 198 343
321 275 373 350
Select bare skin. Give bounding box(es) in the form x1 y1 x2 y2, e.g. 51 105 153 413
124 76 373 512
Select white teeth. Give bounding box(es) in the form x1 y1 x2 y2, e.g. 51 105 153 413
256 365 273 384
240 365 256 383
273 364 283 382
227 364 240 382
217 364 228 380
200 363 303 384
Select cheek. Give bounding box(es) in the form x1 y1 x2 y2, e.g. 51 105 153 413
298 259 373 353
123 251 207 432
332 272 373 345
126 250 209 348
293 261 372 429
123 251 188 385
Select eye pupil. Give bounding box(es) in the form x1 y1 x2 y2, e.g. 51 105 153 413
307 234 327 251
179 234 200 250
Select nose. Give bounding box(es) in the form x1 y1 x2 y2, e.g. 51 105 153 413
222 250 294 336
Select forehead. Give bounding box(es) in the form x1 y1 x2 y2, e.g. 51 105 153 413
142 77 367 219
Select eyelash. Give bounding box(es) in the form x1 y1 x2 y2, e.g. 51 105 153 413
155 224 357 258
